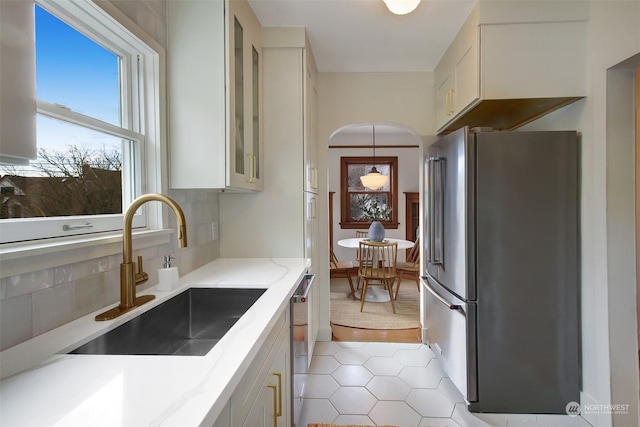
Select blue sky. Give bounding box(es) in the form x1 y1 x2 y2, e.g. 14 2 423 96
35 4 120 127
0 5 126 194
1 5 124 176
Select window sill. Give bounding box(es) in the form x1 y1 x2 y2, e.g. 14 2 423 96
0 229 173 278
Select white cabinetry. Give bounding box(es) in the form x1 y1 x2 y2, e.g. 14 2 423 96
228 310 290 427
267 34 320 363
219 26 319 370
220 28 319 266
435 3 587 134
167 0 263 190
240 332 290 427
304 55 319 195
435 7 479 128
210 401 231 427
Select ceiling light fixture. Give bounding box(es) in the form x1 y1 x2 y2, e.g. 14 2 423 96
383 0 421 15
360 125 389 191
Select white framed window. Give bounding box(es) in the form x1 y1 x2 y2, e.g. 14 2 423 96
0 0 162 244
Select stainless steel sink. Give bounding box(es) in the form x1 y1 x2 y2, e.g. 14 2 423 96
70 288 266 356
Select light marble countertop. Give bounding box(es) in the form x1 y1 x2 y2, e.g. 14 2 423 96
0 258 310 427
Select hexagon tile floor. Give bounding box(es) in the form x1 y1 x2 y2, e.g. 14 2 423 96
298 341 593 427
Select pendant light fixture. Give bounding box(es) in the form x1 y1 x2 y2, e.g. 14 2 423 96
383 0 421 15
360 125 389 191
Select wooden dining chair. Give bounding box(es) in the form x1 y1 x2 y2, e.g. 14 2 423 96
357 241 398 313
395 236 420 300
354 230 384 290
354 230 368 289
330 250 356 300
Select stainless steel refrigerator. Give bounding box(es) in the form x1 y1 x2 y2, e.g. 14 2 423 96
421 127 580 413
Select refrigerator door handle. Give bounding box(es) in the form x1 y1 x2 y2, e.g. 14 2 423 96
422 275 462 312
426 157 444 265
434 157 444 265
426 157 435 263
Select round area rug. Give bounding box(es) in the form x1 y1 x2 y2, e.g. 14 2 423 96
330 278 420 330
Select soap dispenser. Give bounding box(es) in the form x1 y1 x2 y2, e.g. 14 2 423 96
157 254 179 291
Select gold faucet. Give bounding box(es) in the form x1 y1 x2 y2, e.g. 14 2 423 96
95 194 188 321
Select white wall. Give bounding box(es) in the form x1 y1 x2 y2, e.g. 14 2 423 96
520 2 640 425
316 72 435 341
319 73 436 139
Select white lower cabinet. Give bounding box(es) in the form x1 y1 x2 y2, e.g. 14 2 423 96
211 401 231 427
210 309 290 427
240 334 290 427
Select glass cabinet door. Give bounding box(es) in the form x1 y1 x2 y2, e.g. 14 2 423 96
233 17 244 177
228 1 262 191
252 46 260 182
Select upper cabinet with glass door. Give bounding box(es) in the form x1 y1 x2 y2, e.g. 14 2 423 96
167 0 263 191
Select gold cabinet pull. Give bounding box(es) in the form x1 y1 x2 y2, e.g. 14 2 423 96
448 89 455 115
246 153 255 183
267 384 278 426
445 89 450 116
267 372 282 426
273 372 282 417
252 154 257 182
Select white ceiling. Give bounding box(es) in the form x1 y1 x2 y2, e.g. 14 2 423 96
248 0 478 73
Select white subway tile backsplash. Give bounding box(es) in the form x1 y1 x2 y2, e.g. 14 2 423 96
184 190 200 204
195 223 213 246
193 204 207 225
144 255 164 291
53 261 90 286
2 269 53 299
137 246 160 265
175 204 192 224
89 254 119 275
0 295 32 350
32 283 73 336
203 207 216 224
168 190 187 204
103 268 121 306
73 275 105 319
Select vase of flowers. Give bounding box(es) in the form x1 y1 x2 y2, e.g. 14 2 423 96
356 195 392 242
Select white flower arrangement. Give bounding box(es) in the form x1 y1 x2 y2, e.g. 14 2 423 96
356 195 392 221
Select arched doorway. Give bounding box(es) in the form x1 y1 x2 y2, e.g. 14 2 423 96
327 122 423 342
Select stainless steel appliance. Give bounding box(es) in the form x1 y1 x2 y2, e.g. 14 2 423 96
291 273 314 426
422 127 580 413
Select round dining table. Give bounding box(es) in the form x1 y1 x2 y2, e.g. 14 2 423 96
336 237 415 302
337 237 415 250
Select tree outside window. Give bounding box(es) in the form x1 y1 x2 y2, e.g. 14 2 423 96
340 156 398 229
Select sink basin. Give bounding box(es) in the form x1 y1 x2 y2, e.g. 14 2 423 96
70 287 266 356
